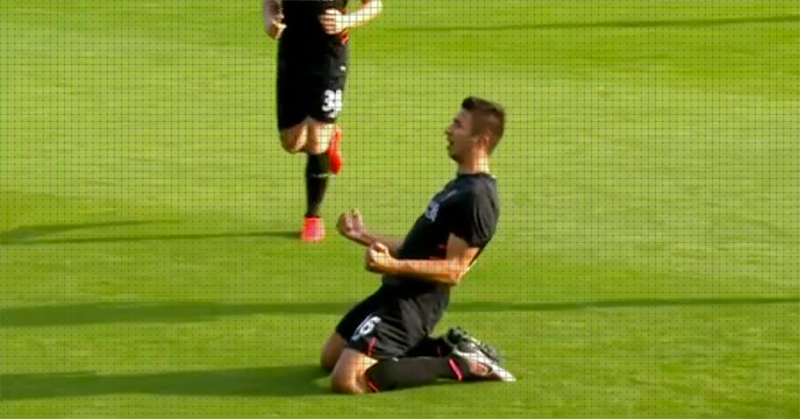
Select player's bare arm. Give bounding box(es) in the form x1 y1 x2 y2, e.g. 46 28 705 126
320 0 383 35
365 234 480 286
263 0 286 39
336 209 403 252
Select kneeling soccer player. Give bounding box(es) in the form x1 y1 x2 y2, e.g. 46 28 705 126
320 97 515 394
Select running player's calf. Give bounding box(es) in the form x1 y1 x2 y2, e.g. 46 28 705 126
279 119 342 242
304 121 343 175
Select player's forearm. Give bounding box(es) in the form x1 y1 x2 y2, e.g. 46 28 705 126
351 231 401 253
344 0 383 30
386 259 467 286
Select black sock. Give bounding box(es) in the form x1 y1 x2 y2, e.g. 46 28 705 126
305 153 329 218
364 356 472 392
404 336 453 358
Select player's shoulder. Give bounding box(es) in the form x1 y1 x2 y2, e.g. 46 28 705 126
456 174 499 209
462 173 498 197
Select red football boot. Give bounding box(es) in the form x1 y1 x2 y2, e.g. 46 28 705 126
327 126 343 175
300 217 325 243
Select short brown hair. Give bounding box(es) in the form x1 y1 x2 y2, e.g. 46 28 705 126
462 96 506 153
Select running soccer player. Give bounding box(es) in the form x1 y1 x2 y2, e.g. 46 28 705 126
263 0 383 242
320 97 515 394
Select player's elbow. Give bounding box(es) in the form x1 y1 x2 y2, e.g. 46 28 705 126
447 274 463 286
444 265 469 286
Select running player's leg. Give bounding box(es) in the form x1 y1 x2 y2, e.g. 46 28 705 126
277 110 338 155
305 59 347 175
279 122 308 154
297 69 346 241
276 72 333 241
276 60 311 154
275 107 329 241
302 119 338 231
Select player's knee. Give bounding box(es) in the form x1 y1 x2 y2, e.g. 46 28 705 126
330 373 364 395
320 333 346 372
320 351 337 372
280 136 304 153
279 129 306 153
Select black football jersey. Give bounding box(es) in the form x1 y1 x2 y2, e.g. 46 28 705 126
279 0 350 68
383 173 500 296
282 0 348 29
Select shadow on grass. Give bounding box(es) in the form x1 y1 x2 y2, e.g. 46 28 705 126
393 15 799 32
2 297 797 327
0 221 298 245
0 365 328 400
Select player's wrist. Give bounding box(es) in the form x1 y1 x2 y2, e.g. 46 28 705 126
386 258 403 274
361 232 378 246
349 231 370 246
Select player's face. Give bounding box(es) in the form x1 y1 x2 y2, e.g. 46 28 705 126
445 110 477 162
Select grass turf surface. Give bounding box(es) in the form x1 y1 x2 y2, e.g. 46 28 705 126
1 1 798 417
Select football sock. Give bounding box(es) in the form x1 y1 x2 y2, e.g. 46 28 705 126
305 153 329 218
364 356 472 392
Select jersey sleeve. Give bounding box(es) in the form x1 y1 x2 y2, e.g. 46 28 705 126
447 191 498 248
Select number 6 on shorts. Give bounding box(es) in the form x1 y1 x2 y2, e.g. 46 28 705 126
351 315 381 341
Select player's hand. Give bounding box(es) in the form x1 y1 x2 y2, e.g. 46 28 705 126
366 242 395 273
265 14 286 40
320 9 348 35
337 209 365 240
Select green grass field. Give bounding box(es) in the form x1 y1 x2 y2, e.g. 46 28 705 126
1 1 798 417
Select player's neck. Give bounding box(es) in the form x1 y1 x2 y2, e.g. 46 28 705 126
457 156 490 176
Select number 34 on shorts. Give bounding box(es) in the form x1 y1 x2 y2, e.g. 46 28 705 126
351 315 381 341
321 89 343 118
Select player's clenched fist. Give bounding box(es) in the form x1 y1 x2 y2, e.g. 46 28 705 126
366 242 395 273
337 209 365 240
265 15 286 39
320 9 349 35
263 0 286 40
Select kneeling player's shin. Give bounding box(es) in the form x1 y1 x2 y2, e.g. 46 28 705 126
363 356 472 392
405 336 453 358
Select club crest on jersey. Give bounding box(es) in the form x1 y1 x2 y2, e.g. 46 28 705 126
425 191 457 221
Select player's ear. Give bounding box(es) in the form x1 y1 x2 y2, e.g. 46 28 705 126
476 132 492 151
